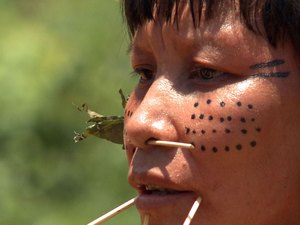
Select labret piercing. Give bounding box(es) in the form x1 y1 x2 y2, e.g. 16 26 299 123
87 141 200 225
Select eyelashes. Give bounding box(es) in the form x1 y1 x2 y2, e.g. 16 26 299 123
189 67 226 81
131 68 154 83
131 66 236 86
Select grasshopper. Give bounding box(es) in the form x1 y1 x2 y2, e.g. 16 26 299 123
74 89 127 145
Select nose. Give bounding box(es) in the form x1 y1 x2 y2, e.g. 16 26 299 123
125 77 180 149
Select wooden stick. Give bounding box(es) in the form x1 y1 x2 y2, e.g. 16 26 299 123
147 140 194 149
143 214 150 225
87 197 137 225
183 196 202 225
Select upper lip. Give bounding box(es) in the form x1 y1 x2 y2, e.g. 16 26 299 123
128 147 198 195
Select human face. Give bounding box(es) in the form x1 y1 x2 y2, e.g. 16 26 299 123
124 2 300 225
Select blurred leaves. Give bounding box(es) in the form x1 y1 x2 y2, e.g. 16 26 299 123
0 0 137 225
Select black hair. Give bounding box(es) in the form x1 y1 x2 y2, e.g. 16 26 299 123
122 0 300 55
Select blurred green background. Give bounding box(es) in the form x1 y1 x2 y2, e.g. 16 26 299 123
0 0 139 224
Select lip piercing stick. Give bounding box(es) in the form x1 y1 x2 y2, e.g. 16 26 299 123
143 214 150 225
147 140 195 149
87 197 137 225
183 196 202 225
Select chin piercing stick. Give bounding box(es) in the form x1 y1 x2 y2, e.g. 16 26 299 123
147 140 194 149
143 214 150 225
183 196 202 225
87 197 137 225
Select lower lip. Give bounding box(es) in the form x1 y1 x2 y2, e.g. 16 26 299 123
135 191 197 212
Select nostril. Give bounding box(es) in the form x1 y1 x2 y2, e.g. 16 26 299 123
145 137 158 146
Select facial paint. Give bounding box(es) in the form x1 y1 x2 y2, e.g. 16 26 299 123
250 59 290 78
186 100 261 153
251 72 290 78
250 59 285 69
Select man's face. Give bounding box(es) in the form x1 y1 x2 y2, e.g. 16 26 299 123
124 2 300 225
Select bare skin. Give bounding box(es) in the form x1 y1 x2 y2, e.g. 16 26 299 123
124 2 300 225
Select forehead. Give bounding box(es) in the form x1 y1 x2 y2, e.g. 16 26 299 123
129 1 272 71
130 1 244 52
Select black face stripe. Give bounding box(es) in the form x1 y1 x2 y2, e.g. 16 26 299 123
251 72 290 78
250 59 285 70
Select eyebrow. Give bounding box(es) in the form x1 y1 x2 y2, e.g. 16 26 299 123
249 59 285 70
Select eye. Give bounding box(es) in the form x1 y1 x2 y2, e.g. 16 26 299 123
134 68 154 83
190 67 223 81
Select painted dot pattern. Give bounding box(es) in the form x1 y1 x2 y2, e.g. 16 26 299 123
236 144 242 150
184 100 260 153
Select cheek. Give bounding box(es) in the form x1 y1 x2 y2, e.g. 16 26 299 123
183 98 262 153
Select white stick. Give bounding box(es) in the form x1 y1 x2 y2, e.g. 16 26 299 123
143 214 150 225
87 197 137 225
183 196 202 225
147 140 194 149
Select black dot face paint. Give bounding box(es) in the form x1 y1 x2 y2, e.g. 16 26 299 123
241 129 248 134
236 144 242 151
250 141 257 147
225 128 231 134
187 99 260 153
240 117 246 123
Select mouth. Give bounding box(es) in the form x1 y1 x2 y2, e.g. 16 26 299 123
135 184 197 212
140 184 188 195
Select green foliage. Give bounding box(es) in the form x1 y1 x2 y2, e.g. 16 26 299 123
0 1 138 224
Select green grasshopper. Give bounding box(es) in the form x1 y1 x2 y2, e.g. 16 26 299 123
74 89 127 145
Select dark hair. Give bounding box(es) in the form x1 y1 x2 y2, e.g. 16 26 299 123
122 0 300 55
